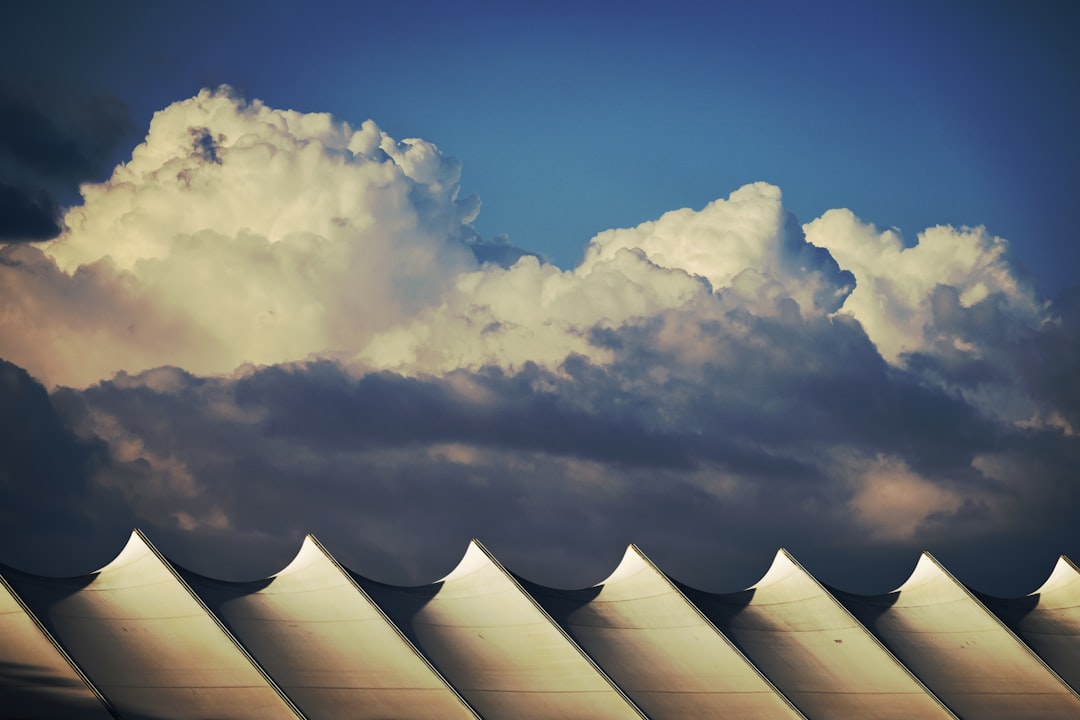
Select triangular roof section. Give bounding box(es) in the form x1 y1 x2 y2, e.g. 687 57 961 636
523 544 804 719
979 555 1080 694
2 530 301 720
180 534 479 720
839 552 1080 720
682 548 955 720
0 571 113 719
359 539 646 720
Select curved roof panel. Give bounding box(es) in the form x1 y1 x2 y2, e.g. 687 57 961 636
524 545 803 718
180 535 478 720
3 533 1079 719
2 531 299 720
836 552 1080 719
355 540 645 720
0 574 111 719
979 556 1080 693
681 549 955 720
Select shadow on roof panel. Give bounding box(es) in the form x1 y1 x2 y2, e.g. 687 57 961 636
1 531 299 720
0 575 112 720
354 540 645 720
522 545 804 719
834 553 1080 720
977 556 1080 694
679 549 955 720
179 535 478 720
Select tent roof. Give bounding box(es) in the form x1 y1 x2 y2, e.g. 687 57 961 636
2 532 1077 720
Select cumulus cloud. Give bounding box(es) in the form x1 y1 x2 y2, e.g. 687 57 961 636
583 182 854 315
1 87 481 387
361 249 710 373
31 317 1072 593
1 89 1078 597
11 87 1041 394
0 88 860 388
804 209 1045 363
361 182 856 375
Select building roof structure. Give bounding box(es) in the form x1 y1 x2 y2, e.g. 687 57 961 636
2 530 1078 720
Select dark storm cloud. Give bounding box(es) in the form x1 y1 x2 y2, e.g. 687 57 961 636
0 83 132 240
27 290 1073 593
0 358 132 574
0 8 1074 636
0 84 132 182
899 284 1080 440
0 181 59 239
579 306 1002 478
1015 287 1080 431
231 361 694 469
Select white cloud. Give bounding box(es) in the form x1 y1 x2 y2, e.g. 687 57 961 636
804 209 1046 363
583 182 854 316
360 249 710 373
0 85 1055 437
361 182 856 375
3 100 865 388
0 87 479 387
2 90 1077 596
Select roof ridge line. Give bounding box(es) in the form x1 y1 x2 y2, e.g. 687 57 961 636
471 538 651 719
921 551 1080 703
305 533 482 720
777 548 959 719
135 528 309 720
629 543 809 720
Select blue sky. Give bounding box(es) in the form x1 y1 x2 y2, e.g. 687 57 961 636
1 1 1078 594
5 0 1078 289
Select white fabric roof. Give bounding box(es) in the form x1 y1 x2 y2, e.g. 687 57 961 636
0 574 110 719
837 552 1080 720
180 535 478 720
2 533 1077 720
356 540 645 720
978 556 1080 693
524 545 803 718
682 549 956 720
3 531 299 720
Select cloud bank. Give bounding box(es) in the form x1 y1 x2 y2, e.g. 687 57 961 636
1 89 1076 594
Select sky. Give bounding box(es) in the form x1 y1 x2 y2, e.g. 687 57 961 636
0 0 1077 596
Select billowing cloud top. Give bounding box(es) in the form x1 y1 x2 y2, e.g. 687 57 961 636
0 87 1048 393
3 88 481 386
0 89 1076 592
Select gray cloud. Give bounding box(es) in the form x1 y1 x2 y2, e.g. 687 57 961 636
0 358 132 574
0 90 1076 602
22 290 1075 594
0 82 132 241
0 181 59 239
